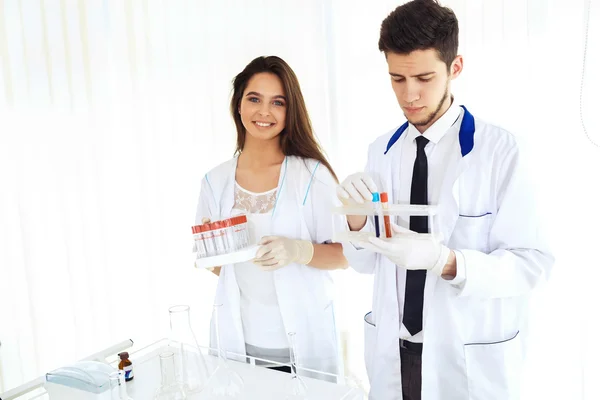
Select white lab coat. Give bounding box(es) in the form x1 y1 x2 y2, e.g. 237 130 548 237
343 107 554 400
195 155 343 381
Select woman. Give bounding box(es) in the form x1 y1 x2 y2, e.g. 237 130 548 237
195 56 347 380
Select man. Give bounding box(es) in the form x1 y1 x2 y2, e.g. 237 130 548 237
337 1 554 399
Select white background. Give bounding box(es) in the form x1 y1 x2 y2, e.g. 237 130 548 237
1 0 599 398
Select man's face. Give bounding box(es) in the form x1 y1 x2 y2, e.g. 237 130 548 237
386 49 462 131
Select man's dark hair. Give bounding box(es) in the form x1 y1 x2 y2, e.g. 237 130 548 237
378 0 459 71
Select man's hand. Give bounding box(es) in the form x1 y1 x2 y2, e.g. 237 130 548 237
336 173 378 231
355 223 452 276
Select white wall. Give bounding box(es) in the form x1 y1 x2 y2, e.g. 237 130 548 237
1 0 599 397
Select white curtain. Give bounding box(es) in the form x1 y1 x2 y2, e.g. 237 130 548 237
1 0 598 398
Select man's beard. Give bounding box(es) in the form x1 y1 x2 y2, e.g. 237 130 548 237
409 82 450 128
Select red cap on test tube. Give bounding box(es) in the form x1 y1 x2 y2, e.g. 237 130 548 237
199 223 210 232
229 216 245 226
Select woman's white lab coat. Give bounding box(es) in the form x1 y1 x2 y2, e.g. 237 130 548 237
343 107 554 399
195 155 343 381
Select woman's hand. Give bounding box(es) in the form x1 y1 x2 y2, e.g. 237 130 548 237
253 236 314 271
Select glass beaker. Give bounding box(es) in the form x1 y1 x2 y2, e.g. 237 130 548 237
109 370 133 400
167 305 210 395
285 332 308 400
204 303 244 397
154 352 187 400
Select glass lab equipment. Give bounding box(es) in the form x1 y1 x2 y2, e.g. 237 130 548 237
109 370 133 400
153 352 187 400
338 376 367 400
167 305 210 395
285 332 309 400
212 221 227 255
193 215 258 270
204 303 244 397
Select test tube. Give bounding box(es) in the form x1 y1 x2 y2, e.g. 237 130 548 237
232 215 249 249
239 215 249 247
191 225 207 258
212 221 227 255
201 223 216 257
222 218 235 252
380 192 392 238
372 193 383 238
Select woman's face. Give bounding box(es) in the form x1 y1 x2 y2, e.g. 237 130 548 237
239 72 287 142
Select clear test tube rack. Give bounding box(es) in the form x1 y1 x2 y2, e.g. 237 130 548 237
331 203 440 243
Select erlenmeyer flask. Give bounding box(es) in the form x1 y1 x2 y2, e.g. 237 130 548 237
339 376 367 400
340 387 367 400
154 352 187 400
167 305 210 395
109 370 133 400
204 303 244 397
285 332 308 400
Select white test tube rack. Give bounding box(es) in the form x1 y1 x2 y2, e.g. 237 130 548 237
194 244 260 269
331 203 440 243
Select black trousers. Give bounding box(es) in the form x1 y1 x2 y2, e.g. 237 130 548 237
400 345 422 400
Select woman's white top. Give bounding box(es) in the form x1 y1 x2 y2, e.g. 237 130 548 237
232 182 290 354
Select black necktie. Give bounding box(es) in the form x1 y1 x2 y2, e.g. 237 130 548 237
403 135 429 335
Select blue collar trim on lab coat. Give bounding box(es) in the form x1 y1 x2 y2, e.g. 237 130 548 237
384 105 475 157
302 161 321 206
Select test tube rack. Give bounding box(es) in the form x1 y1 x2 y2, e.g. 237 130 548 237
331 203 440 243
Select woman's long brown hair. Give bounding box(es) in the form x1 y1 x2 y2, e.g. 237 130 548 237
230 56 338 182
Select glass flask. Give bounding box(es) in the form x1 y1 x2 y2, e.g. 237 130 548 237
154 352 187 400
285 332 309 400
339 376 367 400
167 305 210 395
203 303 244 397
109 370 133 400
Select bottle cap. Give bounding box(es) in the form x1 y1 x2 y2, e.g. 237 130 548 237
380 192 389 202
118 352 129 360
372 192 380 202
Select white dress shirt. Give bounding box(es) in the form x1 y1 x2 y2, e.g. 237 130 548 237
397 100 466 342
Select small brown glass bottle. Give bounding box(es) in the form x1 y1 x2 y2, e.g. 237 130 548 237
118 352 134 381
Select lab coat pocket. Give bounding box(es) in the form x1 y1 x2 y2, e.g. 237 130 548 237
363 311 376 383
464 331 522 400
452 213 492 253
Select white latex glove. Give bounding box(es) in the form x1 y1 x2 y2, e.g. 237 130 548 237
355 223 451 276
253 236 314 271
336 172 378 205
